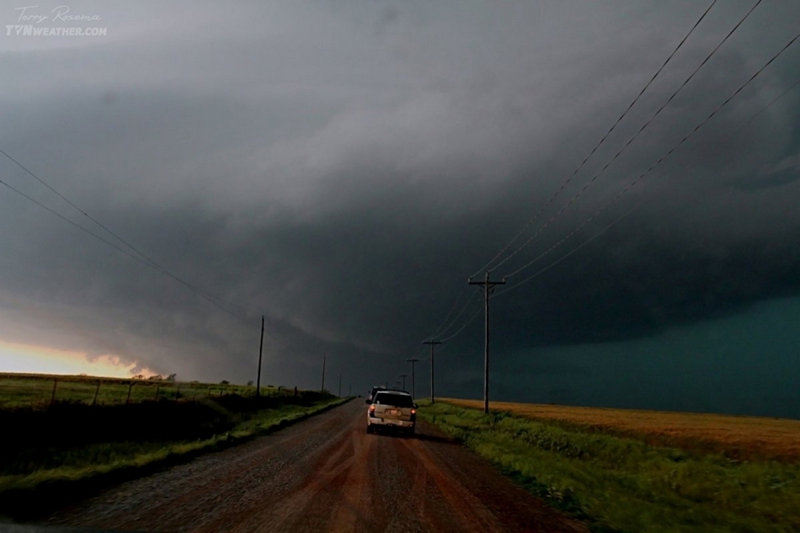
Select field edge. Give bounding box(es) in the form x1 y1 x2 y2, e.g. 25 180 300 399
0 396 352 521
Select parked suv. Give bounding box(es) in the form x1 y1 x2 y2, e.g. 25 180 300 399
366 390 417 435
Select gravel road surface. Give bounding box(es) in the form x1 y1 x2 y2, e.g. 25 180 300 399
46 400 588 533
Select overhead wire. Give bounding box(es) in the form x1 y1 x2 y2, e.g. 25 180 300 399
0 153 252 322
502 28 800 281
495 76 800 297
494 74 800 298
495 193 654 298
0 178 249 322
491 0 764 275
725 77 800 137
439 303 483 344
426 289 470 340
430 292 482 340
0 179 166 271
1 149 169 275
469 0 720 279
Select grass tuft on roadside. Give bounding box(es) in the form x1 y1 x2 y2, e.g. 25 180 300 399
418 400 800 533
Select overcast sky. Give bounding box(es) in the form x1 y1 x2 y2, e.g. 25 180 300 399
1 1 799 417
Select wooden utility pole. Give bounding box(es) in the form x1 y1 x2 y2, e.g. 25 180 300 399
406 358 420 398
423 340 442 403
257 315 265 397
399 374 408 391
469 271 506 414
321 352 326 392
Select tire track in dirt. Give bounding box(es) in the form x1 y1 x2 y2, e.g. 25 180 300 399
45 400 587 533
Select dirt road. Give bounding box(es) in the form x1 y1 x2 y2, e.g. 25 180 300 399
48 401 587 532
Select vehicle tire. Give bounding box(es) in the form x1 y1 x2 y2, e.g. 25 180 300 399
406 427 415 437
366 424 373 434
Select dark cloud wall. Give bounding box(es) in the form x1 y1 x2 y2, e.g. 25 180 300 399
1 1 799 416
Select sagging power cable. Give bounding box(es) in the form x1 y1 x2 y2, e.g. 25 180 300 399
470 0 721 279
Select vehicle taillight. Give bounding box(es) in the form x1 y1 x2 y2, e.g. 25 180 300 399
369 404 376 413
411 409 416 415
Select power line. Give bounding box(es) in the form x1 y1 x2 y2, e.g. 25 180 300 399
439 304 483 344
491 0 764 275
725 77 800 138
427 289 469 340
0 179 162 269
429 291 480 340
1 149 170 275
503 28 800 280
0 151 251 322
495 192 655 298
496 75 800 296
470 0 720 279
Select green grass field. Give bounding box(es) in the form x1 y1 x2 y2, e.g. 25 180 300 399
419 400 800 533
0 372 290 408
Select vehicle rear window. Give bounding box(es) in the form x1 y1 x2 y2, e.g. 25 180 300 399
374 393 413 407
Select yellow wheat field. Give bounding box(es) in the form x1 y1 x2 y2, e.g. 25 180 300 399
443 398 800 462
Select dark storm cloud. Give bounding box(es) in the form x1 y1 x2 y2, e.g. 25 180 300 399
1 1 799 412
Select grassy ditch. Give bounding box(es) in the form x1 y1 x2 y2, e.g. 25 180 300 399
418 401 800 533
0 392 349 517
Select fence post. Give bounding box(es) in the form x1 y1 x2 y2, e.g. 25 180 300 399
50 378 58 406
155 385 160 401
294 385 297 397
176 385 181 400
126 382 134 404
92 380 101 406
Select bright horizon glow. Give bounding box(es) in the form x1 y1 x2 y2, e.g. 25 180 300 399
0 340 155 378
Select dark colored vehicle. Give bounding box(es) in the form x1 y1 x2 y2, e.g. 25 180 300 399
367 385 386 403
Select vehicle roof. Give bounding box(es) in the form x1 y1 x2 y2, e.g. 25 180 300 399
375 390 411 397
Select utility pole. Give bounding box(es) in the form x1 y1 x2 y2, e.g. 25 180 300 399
423 340 442 403
469 271 506 414
399 374 408 391
406 358 420 398
321 352 326 393
338 374 342 397
256 315 265 397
